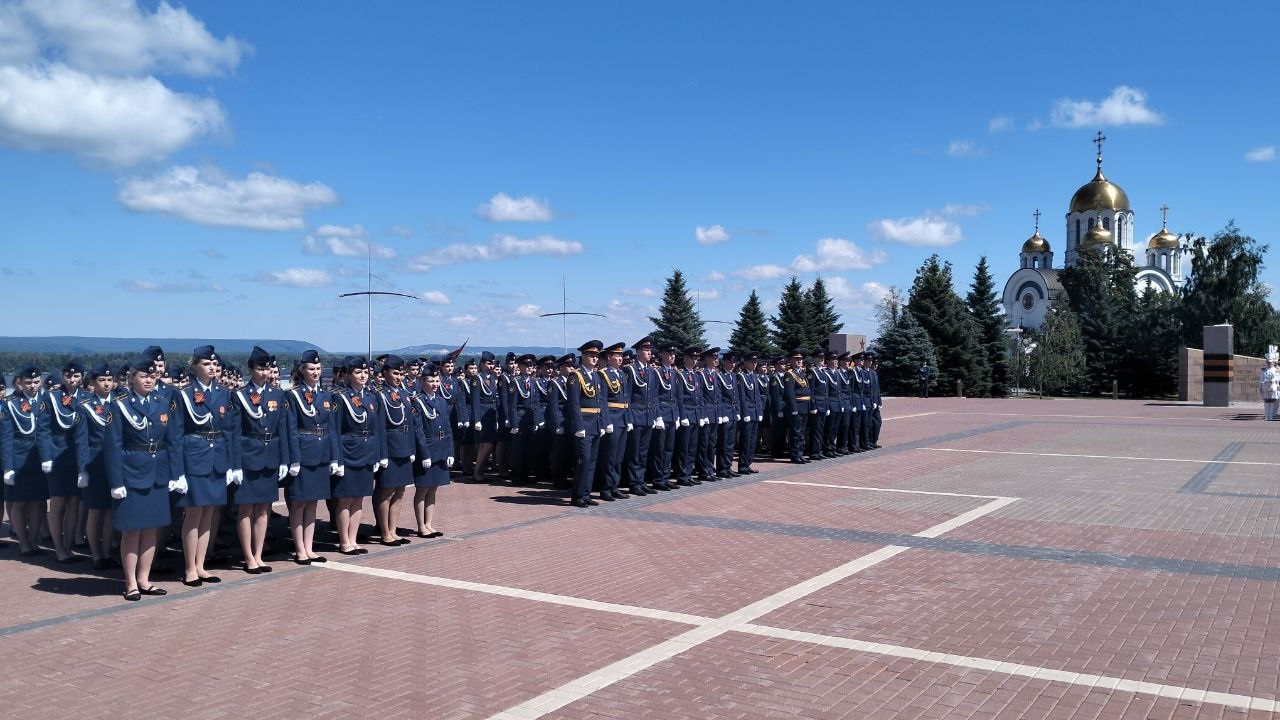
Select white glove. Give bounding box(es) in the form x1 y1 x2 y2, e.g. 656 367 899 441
330 461 341 475
77 471 89 488
810 409 818 415
333 464 345 477
409 454 415 462
605 423 614 433
170 476 189 494
278 464 289 481
680 418 689 427
41 460 53 474
718 416 728 424
777 412 784 418
3 470 14 485
574 429 586 438
510 428 518 435
446 457 454 467
699 418 708 427
234 469 244 484
536 422 544 430
735 414 742 421
289 463 300 477
758 415 764 422
598 428 606 436
422 457 431 469
225 469 237 486
625 423 633 432
111 486 127 500
473 422 482 431
378 458 389 470
791 411 798 416
457 422 465 429
825 410 831 416
654 417 665 430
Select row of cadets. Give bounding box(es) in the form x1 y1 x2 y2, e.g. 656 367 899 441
596 342 630 499
566 340 606 507
373 354 423 545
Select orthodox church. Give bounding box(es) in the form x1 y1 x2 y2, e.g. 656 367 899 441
1002 133 1189 329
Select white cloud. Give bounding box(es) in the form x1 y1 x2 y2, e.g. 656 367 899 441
942 203 990 217
825 277 890 306
476 192 553 222
1245 146 1276 163
19 0 247 77
118 165 339 231
695 224 730 245
448 314 478 326
419 290 451 305
705 270 726 282
620 287 658 297
513 303 542 318
946 139 984 157
301 225 396 259
0 64 226 166
792 237 887 272
988 115 1015 133
388 224 414 237
118 278 223 293
257 268 333 288
1051 86 1163 128
407 233 583 272
732 263 790 281
314 224 361 237
691 288 720 301
867 215 962 247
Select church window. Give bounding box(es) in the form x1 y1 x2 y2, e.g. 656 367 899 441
1074 219 1080 244
1088 217 1095 230
1032 257 1039 269
1022 292 1035 311
1103 217 1111 230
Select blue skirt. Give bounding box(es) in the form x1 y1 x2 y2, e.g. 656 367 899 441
82 457 113 510
6 457 50 503
413 462 451 488
113 485 170 531
47 454 80 498
284 464 331 502
230 467 278 505
377 457 415 490
177 472 227 508
474 406 499 443
332 464 374 499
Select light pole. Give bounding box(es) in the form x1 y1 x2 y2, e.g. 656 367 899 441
1005 327 1024 395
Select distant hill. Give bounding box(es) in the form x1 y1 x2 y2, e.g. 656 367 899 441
0 336 325 355
391 343 569 359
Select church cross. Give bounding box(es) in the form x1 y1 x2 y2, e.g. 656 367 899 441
1160 203 1169 229
1033 208 1041 234
1093 131 1107 169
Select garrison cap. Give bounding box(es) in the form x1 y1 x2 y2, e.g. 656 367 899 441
131 356 158 375
193 345 219 362
349 356 374 371
142 346 165 362
504 352 517 362
463 358 477 368
298 349 321 364
14 365 40 380
480 350 496 362
88 363 115 380
165 365 189 383
248 346 275 369
421 363 440 377
62 358 85 374
380 354 406 371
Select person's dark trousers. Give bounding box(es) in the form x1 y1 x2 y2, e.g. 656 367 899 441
550 431 573 487
737 420 758 472
871 407 883 445
697 422 716 479
647 425 675 485
851 410 867 450
509 414 536 483
788 412 807 461
716 418 737 476
596 426 627 495
572 432 600 503
806 410 825 458
830 410 848 453
920 380 928 398
625 423 652 491
532 425 552 483
674 423 696 483
771 416 788 458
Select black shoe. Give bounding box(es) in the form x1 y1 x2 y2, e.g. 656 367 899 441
872 444 882 449
123 589 141 602
181 578 203 587
656 483 674 491
244 566 264 575
339 547 362 555
791 459 806 464
200 575 222 584
585 498 600 506
259 565 273 573
611 491 628 500
598 493 615 502
427 531 443 539
91 558 111 570
690 478 702 485
571 499 590 508
139 586 168 596
294 557 313 566
311 555 328 562
57 554 83 564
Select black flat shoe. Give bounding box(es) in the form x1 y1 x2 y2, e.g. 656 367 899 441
259 565 272 573
91 558 110 570
571 499 589 508
395 538 410 546
140 586 167 596
294 557 312 566
585 498 599 506
123 589 141 601
20 548 43 557
309 556 327 563
426 532 443 539
379 539 401 546
200 575 221 584
355 548 369 555
244 566 263 575
338 547 362 555
598 494 614 501
181 578 203 587
57 555 83 564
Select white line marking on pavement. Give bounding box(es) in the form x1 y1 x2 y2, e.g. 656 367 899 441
735 624 1274 713
883 411 940 421
942 410 1235 422
486 483 1016 719
918 447 1280 467
315 561 713 627
763 479 1014 501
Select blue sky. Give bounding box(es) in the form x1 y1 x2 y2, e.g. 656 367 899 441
1 1 1277 353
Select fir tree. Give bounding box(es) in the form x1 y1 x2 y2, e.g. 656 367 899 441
1058 244 1138 394
965 255 1011 397
771 275 815 352
1179 222 1279 356
805 276 843 346
871 312 937 396
729 290 779 357
1124 286 1182 397
1026 304 1087 396
649 269 706 350
906 255 986 396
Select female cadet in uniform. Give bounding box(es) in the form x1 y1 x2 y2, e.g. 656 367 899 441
109 357 180 600
283 350 333 564
48 359 88 563
373 355 422 546
411 363 453 538
175 345 236 587
331 357 387 555
232 347 292 573
2 366 53 556
75 364 122 570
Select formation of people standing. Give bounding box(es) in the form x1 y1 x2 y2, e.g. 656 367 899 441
0 339 885 600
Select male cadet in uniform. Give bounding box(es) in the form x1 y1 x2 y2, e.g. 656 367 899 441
834 353 855 454
768 357 787 459
735 353 763 474
782 349 811 463
624 337 663 493
495 352 517 478
850 352 871 451
868 353 884 448
805 349 830 461
469 351 500 482
548 354 576 487
674 347 702 486
826 352 849 456
531 355 556 484
715 352 739 479
506 354 540 485
566 341 606 507
695 347 721 481
647 343 681 491
596 342 631 499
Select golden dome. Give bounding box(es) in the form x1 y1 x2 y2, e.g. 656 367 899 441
1069 169 1130 213
1148 227 1179 250
1083 222 1112 246
1022 232 1050 253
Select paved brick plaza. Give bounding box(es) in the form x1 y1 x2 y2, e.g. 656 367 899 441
2 398 1276 719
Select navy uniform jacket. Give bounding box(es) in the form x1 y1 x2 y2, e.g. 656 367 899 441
234 383 293 471
850 368 868 413
566 367 605 435
675 367 699 425
49 387 87 469
696 368 720 422
1 392 53 474
717 370 739 421
498 374 514 429
285 383 335 467
807 366 830 413
440 375 469 427
177 382 238 477
654 364 681 426
869 368 882 407
600 366 630 429
531 376 552 430
110 390 183 490
833 368 852 413
413 393 453 463
333 385 388 467
783 368 811 415
470 371 500 424
507 374 539 429
74 394 122 486
769 372 785 416
627 363 658 428
736 371 763 421
547 376 569 433
381 384 426 460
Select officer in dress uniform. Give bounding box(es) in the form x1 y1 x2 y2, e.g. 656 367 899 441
411 362 453 538
596 342 631 499
230 346 293 572
469 351 500 482
507 354 540 485
2 365 53 555
805 349 830 461
142 346 174 405
781 349 811 463
567 341 606 507
824 352 848 456
374 354 424 546
694 347 720 481
175 345 237 586
671 347 701 486
850 352 871 451
530 355 556 484
331 356 388 555
647 344 682 490
437 355 467 469
767 357 787 459
868 353 884 448
47 358 88 562
735 353 763 474
495 352 517 478
283 349 333 564
547 354 577 487
75 363 123 569
833 353 854 454
716 352 739 479
624 337 662 493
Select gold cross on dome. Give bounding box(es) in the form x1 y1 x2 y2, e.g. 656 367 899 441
1160 203 1170 229
1094 131 1107 168
1033 208 1041 233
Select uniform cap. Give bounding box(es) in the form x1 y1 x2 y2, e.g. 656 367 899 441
603 342 626 354
537 355 556 366
87 363 114 380
683 346 701 357
659 343 679 354
789 348 805 358
700 346 721 358
131 357 158 375
193 345 219 361
557 353 577 366
517 353 537 365
504 352 517 362
721 351 738 362
480 350 497 362
349 357 374 371
15 364 40 380
421 363 440 377
631 336 654 349
464 358 477 368
298 349 321 364
142 346 164 362
743 352 759 362
577 339 604 354
248 346 275 369
62 358 85 374
381 354 406 371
